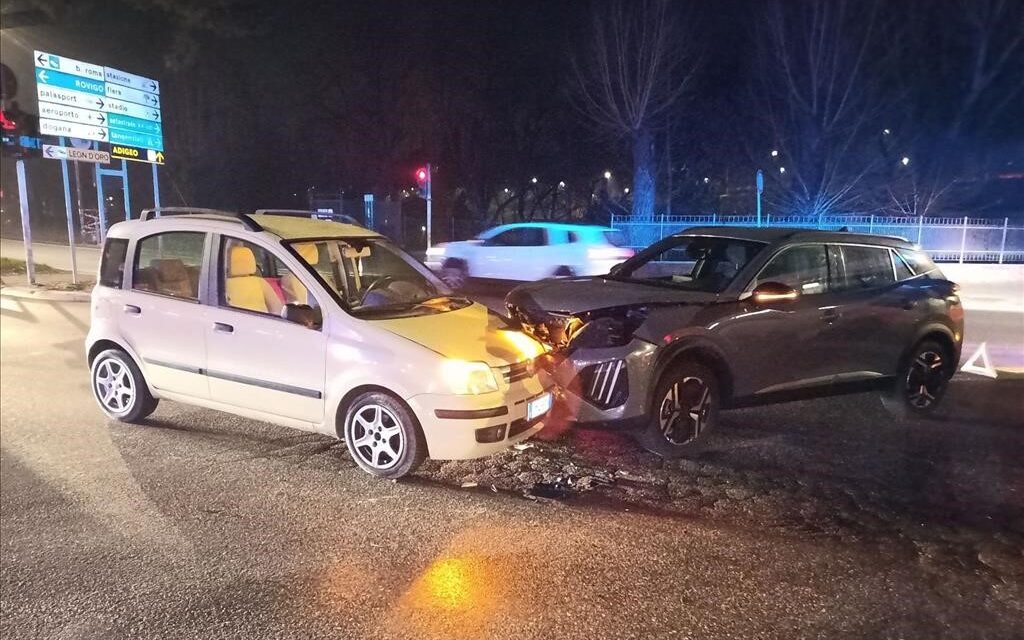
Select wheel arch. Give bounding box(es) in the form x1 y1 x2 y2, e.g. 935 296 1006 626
902 324 958 376
651 339 735 408
333 384 420 439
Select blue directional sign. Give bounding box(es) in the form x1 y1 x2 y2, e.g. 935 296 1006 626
34 50 165 162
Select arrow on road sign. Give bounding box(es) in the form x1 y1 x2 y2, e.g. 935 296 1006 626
95 113 105 124
960 342 997 379
37 69 48 83
94 98 104 109
151 110 160 121
36 53 46 66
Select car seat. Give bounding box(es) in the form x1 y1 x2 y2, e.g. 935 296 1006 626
151 259 194 298
225 246 284 314
281 243 318 305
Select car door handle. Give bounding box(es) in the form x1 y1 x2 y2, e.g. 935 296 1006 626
123 304 141 315
213 322 234 333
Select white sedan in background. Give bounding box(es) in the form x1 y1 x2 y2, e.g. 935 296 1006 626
426 222 634 287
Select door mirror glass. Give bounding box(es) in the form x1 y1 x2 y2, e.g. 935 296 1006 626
752 281 800 304
282 303 322 329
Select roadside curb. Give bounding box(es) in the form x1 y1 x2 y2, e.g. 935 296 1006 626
0 285 91 302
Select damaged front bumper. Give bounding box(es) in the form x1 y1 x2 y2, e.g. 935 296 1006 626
537 338 658 429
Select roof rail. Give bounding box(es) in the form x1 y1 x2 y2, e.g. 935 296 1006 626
252 209 319 218
139 207 263 231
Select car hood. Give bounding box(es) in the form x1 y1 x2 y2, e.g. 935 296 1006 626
507 277 719 315
370 301 544 366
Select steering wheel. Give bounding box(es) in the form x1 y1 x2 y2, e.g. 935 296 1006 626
360 275 396 302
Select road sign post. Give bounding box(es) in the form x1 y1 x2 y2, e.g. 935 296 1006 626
755 169 764 228
15 159 35 285
58 136 79 283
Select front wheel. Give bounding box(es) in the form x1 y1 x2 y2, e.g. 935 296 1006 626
636 362 719 458
90 348 159 423
343 391 427 479
881 340 952 418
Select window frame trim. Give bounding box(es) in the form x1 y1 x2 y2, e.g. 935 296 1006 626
827 242 903 293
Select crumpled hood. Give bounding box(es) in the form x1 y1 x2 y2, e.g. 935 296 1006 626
370 302 543 366
507 277 718 316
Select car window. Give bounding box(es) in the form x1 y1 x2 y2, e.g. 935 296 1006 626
892 250 914 281
604 230 628 247
220 237 303 317
485 227 545 246
99 238 129 288
132 232 205 300
613 236 766 293
835 245 896 291
752 244 830 295
897 248 943 278
568 231 580 243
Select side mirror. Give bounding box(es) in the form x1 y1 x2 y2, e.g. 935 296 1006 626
282 303 322 329
751 281 799 304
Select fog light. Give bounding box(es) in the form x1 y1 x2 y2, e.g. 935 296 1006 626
474 425 506 443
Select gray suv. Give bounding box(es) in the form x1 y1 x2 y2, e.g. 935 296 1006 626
506 227 964 456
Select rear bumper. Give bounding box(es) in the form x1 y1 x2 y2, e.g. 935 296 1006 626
406 374 552 459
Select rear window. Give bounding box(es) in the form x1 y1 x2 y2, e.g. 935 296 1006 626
604 230 627 247
835 245 895 290
897 249 943 278
99 238 129 288
132 232 206 301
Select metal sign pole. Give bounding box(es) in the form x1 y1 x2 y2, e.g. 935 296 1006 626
425 163 433 250
121 159 131 220
15 158 36 285
58 138 79 284
755 169 764 228
152 162 161 208
95 163 108 241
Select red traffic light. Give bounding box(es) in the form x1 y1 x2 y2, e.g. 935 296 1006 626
415 167 428 183
0 109 17 131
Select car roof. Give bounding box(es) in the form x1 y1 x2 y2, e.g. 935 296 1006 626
107 211 380 241
485 222 616 234
677 225 916 249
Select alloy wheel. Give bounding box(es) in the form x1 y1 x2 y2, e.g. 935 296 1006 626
93 357 136 414
906 350 946 409
347 404 406 470
658 376 712 445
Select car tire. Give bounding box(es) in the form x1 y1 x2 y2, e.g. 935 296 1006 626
881 339 952 418
440 260 469 290
90 348 159 424
637 361 719 458
553 266 575 278
343 391 427 479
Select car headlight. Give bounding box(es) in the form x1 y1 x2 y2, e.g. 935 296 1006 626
441 360 498 395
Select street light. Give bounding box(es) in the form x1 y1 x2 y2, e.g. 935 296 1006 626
779 166 786 174
531 177 538 184
603 171 612 180
771 149 779 157
883 128 892 135
703 177 710 184
624 187 630 194
901 156 910 166
558 181 566 189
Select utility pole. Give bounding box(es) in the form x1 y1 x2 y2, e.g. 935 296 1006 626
756 169 764 227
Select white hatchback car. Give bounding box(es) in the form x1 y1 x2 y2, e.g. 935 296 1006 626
425 222 634 288
86 208 552 479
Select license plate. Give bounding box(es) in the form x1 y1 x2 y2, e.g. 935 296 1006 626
527 392 552 421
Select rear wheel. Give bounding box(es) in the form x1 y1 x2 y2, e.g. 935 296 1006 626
637 362 719 457
881 339 952 418
343 391 426 479
90 348 159 423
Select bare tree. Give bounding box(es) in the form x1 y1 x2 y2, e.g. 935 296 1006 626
756 0 888 218
572 0 699 220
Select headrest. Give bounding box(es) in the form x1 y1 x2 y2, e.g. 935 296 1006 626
228 246 257 277
151 258 188 282
294 242 319 264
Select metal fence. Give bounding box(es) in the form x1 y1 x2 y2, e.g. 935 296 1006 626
609 214 1024 264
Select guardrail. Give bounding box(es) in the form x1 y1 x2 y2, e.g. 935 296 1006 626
609 214 1024 264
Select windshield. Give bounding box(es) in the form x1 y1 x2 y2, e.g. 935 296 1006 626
287 237 468 317
610 235 767 293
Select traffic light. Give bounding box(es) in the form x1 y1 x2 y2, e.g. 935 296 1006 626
415 166 429 185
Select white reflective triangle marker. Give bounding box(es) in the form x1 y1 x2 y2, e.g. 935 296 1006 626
960 342 998 379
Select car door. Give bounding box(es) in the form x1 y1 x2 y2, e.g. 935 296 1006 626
204 235 327 425
475 227 538 279
822 244 918 379
119 230 211 399
721 243 842 396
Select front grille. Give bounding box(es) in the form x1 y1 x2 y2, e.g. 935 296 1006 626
576 360 629 409
497 360 533 384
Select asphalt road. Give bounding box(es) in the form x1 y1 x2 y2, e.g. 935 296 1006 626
2 284 1023 639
